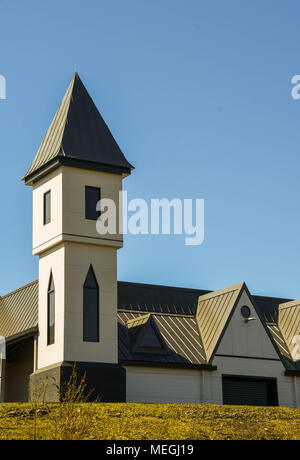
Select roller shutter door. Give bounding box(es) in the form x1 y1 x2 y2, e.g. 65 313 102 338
222 376 278 407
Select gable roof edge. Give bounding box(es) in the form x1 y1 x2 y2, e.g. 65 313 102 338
207 282 246 363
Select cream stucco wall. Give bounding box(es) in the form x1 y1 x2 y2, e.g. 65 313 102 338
217 290 278 359
32 168 63 255
32 166 123 256
62 166 123 246
38 244 65 369
125 366 203 403
64 242 118 364
125 363 300 407
37 241 119 369
34 165 123 370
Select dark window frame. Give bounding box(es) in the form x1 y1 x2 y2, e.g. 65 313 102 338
47 273 55 346
139 323 163 348
132 318 168 355
85 186 101 221
43 190 51 225
83 265 100 342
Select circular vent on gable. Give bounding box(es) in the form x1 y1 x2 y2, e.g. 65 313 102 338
241 305 251 319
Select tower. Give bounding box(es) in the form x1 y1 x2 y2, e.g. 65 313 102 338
23 73 133 401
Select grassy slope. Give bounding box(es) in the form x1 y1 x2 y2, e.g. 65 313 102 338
0 403 299 440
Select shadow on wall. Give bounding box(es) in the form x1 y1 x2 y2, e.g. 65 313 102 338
5 337 34 402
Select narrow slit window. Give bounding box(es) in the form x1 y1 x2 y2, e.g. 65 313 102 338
83 265 99 342
85 186 101 221
47 273 55 345
43 190 51 225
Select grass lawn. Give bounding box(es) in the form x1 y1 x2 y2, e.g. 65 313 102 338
0 402 299 440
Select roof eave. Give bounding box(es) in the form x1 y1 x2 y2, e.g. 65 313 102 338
284 369 300 377
23 156 133 185
5 326 38 345
119 360 217 371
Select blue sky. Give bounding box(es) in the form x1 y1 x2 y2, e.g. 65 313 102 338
0 0 300 299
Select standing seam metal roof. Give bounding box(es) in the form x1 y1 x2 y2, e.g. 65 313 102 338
278 300 300 362
195 283 244 362
0 280 38 338
23 73 133 183
0 279 298 370
118 311 206 365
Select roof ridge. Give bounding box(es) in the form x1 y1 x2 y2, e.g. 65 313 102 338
118 281 294 304
254 294 292 302
118 309 195 318
0 279 38 300
196 281 245 301
279 299 300 310
118 280 211 294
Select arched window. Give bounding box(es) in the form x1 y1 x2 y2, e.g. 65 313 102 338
83 265 99 342
47 273 55 345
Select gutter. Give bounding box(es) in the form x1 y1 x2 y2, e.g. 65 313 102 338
5 327 38 345
119 360 217 371
284 369 300 377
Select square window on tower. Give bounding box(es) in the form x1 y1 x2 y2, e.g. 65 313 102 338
85 186 101 221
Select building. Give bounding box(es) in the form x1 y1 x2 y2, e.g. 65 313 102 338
0 73 299 407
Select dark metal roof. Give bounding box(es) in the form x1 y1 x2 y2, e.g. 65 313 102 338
23 73 133 184
118 281 209 315
254 295 293 323
118 281 291 323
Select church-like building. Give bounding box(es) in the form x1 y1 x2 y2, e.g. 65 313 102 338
0 74 299 407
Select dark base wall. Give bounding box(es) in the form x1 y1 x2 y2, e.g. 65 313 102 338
29 361 126 403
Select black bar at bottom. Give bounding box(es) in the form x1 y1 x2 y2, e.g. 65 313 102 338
85 441 199 456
